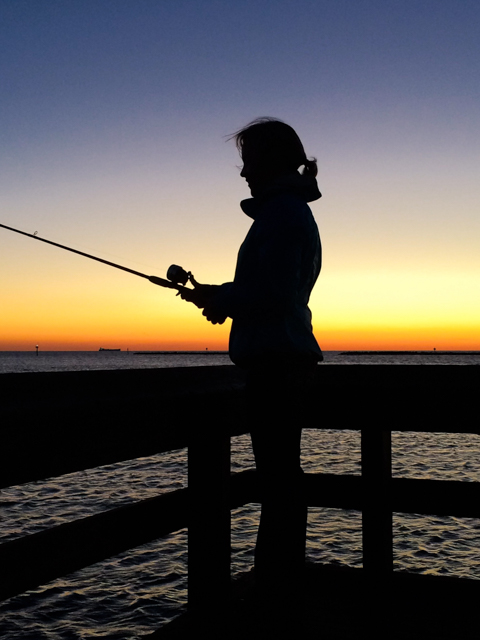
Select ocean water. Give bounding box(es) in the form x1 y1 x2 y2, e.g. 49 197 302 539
1 351 480 639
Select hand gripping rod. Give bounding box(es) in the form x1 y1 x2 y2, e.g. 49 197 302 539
0 222 182 291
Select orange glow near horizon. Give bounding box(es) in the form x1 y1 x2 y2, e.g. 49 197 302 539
2 311 479 352
2 230 479 353
2 267 480 351
317 327 480 352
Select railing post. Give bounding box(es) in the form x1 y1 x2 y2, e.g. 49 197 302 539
188 426 231 617
361 428 393 576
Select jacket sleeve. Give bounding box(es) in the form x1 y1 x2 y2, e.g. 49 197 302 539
211 213 310 323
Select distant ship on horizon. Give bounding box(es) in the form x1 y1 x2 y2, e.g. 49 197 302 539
98 347 121 352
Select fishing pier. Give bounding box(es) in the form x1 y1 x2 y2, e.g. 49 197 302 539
1 365 480 638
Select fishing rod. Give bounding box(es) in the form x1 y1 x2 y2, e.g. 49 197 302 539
0 222 195 290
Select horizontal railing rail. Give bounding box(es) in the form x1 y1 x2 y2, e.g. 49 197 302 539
1 365 479 613
1 366 247 488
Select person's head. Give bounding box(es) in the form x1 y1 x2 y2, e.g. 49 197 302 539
231 117 317 196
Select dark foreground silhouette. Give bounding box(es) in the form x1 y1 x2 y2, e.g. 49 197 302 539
179 118 323 605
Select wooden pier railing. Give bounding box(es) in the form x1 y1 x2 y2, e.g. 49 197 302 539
1 365 479 627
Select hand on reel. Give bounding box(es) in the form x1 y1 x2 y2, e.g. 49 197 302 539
167 265 227 325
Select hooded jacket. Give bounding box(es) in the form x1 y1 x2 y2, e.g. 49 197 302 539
215 172 322 368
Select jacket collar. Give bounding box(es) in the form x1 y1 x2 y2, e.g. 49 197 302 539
240 172 322 219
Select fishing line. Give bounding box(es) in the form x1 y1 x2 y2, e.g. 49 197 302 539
0 222 192 291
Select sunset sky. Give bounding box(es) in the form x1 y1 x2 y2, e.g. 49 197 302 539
1 0 479 351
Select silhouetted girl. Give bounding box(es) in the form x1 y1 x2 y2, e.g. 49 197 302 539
181 117 322 612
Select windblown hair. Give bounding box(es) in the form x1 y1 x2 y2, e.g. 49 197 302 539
230 117 317 177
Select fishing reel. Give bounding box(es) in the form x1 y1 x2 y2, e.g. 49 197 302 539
166 264 197 287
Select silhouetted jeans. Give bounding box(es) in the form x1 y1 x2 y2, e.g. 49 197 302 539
246 359 315 599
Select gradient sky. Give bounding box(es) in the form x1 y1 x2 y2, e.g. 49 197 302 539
1 0 479 351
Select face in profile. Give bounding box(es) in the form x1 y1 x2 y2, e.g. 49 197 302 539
239 141 281 197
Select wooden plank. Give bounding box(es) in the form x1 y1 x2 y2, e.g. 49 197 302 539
2 469 480 604
391 477 480 518
1 366 247 488
188 428 231 615
0 469 258 604
0 489 188 602
306 474 480 518
3 364 479 488
361 429 393 575
150 563 480 639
